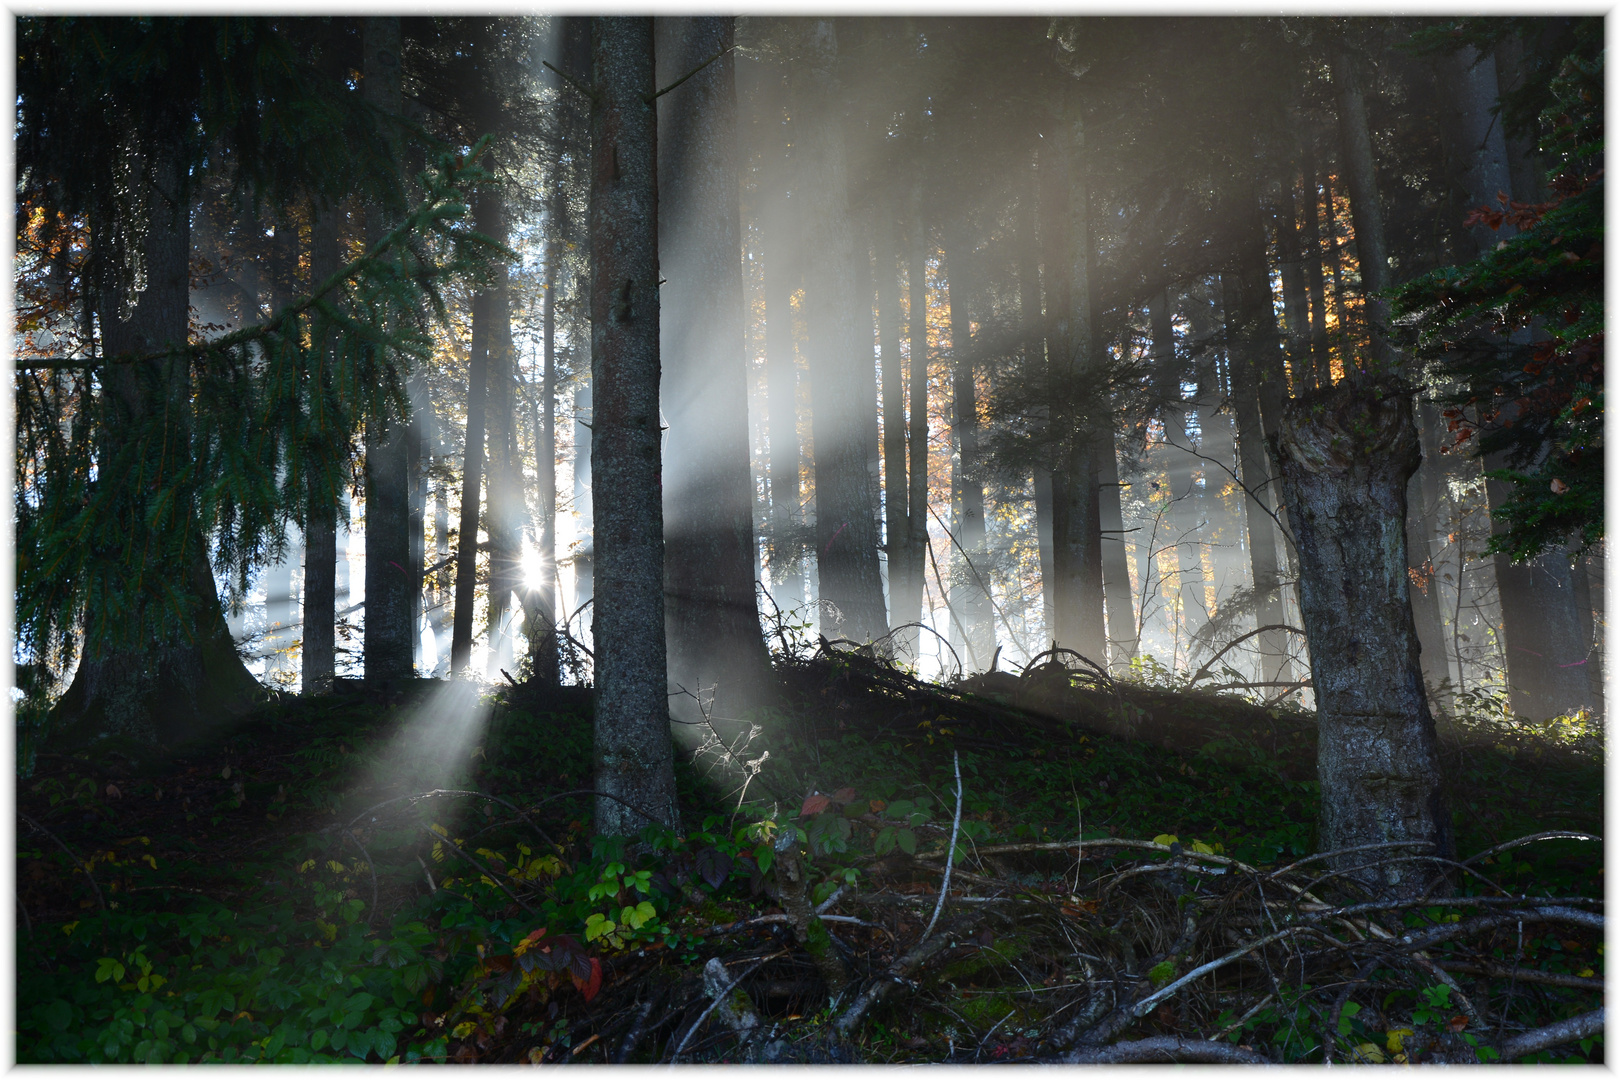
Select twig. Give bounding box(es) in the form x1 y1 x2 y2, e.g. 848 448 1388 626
1210 991 1275 1042
831 914 970 1038
1461 830 1602 866
19 811 104 910
919 751 962 944
648 43 736 102
542 59 596 101
420 824 537 916
1186 623 1305 686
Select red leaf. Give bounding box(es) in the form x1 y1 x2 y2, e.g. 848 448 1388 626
799 793 833 817
571 957 603 1002
831 787 857 804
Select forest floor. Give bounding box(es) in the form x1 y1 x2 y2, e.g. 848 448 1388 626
15 643 1604 1064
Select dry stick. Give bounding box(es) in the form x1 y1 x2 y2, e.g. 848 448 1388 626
1461 830 1602 866
19 810 104 911
1435 960 1602 992
830 914 970 1039
1405 953 1483 1028
612 996 660 1064
1210 991 1276 1042
1498 1007 1605 1062
1055 1036 1272 1065
667 953 782 1063
918 750 962 944
923 527 978 670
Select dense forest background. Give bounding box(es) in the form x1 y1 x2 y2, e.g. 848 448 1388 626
15 14 1603 743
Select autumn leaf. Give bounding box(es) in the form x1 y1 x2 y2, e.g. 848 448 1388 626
799 793 832 818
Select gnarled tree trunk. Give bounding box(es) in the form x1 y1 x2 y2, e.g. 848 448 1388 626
1274 382 1450 898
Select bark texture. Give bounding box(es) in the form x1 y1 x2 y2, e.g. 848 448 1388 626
941 227 994 668
450 191 496 675
360 16 414 684
590 16 679 835
302 199 345 695
656 16 770 717
793 19 889 643
1274 383 1450 897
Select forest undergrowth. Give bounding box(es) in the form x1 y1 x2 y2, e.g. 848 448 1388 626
15 636 1604 1064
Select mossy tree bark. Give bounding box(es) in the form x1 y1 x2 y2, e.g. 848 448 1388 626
1274 382 1450 898
589 15 680 835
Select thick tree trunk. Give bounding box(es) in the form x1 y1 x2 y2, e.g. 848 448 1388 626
1327 36 1395 372
52 139 261 748
793 19 888 643
1016 167 1054 640
1275 383 1450 899
1409 401 1454 713
1046 92 1105 665
590 15 679 835
1153 292 1208 646
656 15 770 716
450 192 496 675
1096 428 1136 668
942 227 994 668
361 16 413 684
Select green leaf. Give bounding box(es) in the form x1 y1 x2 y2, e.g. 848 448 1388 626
897 828 917 856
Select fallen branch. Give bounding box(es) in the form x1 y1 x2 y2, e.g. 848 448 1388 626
918 750 962 944
1052 1035 1272 1064
1497 1007 1604 1062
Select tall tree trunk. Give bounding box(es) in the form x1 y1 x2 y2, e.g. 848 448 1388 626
1275 383 1450 899
1327 35 1395 372
942 226 994 668
793 19 888 643
1223 264 1290 686
1045 91 1105 665
1410 400 1454 711
1153 291 1207 647
525 176 564 685
302 200 342 695
905 180 932 653
484 209 523 677
1449 43 1591 721
589 15 679 835
1017 162 1055 641
450 191 496 675
1096 426 1136 668
876 202 917 658
1298 139 1331 389
361 16 414 684
656 15 770 716
51 132 261 748
1274 151 1312 394
760 66 803 613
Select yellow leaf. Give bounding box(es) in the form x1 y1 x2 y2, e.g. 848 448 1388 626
1190 840 1215 854
143 854 158 870
62 921 79 936
297 860 315 874
1152 834 1178 847
1387 1028 1414 1053
1354 1043 1387 1064
430 823 449 837
451 1021 477 1040
326 860 345 874
1577 967 1594 978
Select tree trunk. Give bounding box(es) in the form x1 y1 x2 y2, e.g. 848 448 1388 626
759 65 804 614
1448 42 1591 721
361 16 414 685
302 199 342 694
1096 427 1136 668
877 202 917 659
1221 266 1289 685
1017 164 1055 641
656 15 770 717
793 19 888 643
1153 291 1208 648
1298 139 1331 389
1327 36 1395 372
525 175 564 685
484 214 524 678
905 180 932 653
51 136 261 748
450 191 496 675
1275 382 1450 899
589 15 679 835
1045 91 1105 665
942 227 994 668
